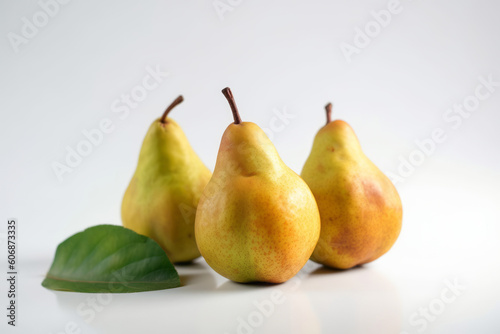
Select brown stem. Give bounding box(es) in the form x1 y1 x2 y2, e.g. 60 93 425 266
222 87 242 124
160 95 184 123
325 102 333 125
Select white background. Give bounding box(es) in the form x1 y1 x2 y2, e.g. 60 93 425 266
1 0 500 333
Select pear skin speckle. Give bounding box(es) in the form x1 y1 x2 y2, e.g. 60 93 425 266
302 119 402 269
195 122 321 283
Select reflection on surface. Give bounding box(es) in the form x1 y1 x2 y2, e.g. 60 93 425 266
53 259 219 333
306 265 402 333
51 259 402 334
209 262 323 333
289 291 322 334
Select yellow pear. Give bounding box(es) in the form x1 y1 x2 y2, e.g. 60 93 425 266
195 88 320 283
301 103 402 269
122 96 211 263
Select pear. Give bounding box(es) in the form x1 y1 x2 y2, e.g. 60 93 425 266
301 103 402 269
195 88 321 283
122 96 211 263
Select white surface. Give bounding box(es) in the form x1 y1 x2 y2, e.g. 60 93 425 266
1 0 500 333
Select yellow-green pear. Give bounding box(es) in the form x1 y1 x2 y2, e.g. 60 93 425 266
122 96 211 263
301 103 402 269
195 88 321 283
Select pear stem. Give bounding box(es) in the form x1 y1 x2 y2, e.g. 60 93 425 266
160 95 184 123
325 102 333 125
222 87 242 124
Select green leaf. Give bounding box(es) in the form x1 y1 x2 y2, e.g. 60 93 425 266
42 225 180 293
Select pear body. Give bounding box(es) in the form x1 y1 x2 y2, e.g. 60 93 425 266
122 118 211 263
195 122 320 283
301 120 402 269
